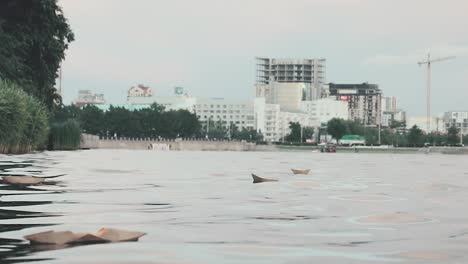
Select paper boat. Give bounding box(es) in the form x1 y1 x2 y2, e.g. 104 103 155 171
24 231 77 245
252 174 278 184
95 228 146 242
1 174 65 185
24 228 146 245
2 176 46 185
291 169 310 175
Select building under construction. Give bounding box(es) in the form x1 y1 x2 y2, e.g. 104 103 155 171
328 83 382 126
255 57 326 102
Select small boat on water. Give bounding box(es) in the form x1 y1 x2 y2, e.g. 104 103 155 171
95 228 146 242
2 176 45 185
1 174 65 185
291 169 310 175
24 228 146 245
252 174 278 184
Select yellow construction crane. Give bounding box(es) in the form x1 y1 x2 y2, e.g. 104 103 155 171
418 53 455 132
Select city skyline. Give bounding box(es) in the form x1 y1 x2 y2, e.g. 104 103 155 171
58 0 468 116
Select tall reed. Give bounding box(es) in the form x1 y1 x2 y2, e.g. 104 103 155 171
49 119 81 150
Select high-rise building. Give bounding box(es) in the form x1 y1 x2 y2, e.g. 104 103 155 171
255 57 326 102
329 83 382 126
381 96 397 113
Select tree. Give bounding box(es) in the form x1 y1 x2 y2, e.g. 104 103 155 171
327 118 348 143
0 0 74 108
407 125 424 147
390 120 406 129
285 122 301 142
364 127 379 145
447 126 460 146
425 132 444 146
303 127 314 142
79 105 105 136
233 128 263 141
346 119 365 135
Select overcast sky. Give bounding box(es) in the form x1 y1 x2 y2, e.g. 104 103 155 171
59 0 468 116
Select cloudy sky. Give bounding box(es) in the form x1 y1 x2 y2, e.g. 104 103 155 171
58 0 468 116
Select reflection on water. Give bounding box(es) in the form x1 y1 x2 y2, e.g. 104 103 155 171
1 150 468 263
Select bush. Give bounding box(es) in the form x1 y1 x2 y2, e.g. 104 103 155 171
0 80 49 153
49 119 81 150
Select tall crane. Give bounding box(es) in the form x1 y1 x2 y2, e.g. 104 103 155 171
418 53 455 132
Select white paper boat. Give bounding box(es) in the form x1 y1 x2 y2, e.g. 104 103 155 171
291 169 310 175
24 228 146 245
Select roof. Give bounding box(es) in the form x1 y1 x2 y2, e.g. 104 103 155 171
341 135 365 140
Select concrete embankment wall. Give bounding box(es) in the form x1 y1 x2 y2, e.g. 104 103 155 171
93 138 257 151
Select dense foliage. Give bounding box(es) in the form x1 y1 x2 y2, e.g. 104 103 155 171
49 119 81 150
0 0 74 108
326 118 348 143
52 104 265 141
284 122 314 143
0 80 49 153
53 104 201 139
324 117 464 147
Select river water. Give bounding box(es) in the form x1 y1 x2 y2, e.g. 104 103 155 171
1 150 468 263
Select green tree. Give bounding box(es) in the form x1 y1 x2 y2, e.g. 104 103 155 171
303 127 314 142
285 122 301 142
79 105 105 136
425 132 444 146
390 120 406 129
447 126 460 146
407 125 424 147
327 118 348 144
364 127 379 145
0 0 74 108
346 119 365 135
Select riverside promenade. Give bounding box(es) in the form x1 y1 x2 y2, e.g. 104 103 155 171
80 135 257 151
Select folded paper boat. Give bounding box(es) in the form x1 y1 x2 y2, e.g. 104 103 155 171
24 228 146 245
291 169 310 175
2 176 45 185
252 174 278 184
2 174 65 185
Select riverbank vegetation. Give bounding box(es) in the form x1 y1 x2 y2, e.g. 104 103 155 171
53 104 263 141
325 118 465 147
0 81 49 153
0 0 75 153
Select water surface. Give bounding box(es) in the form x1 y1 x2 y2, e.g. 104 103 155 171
1 150 468 263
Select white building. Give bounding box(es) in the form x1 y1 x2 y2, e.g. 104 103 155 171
127 84 153 99
194 98 256 131
127 86 196 111
74 90 106 107
443 111 468 135
407 116 445 134
254 98 315 142
381 96 397 112
256 82 305 111
300 97 348 125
